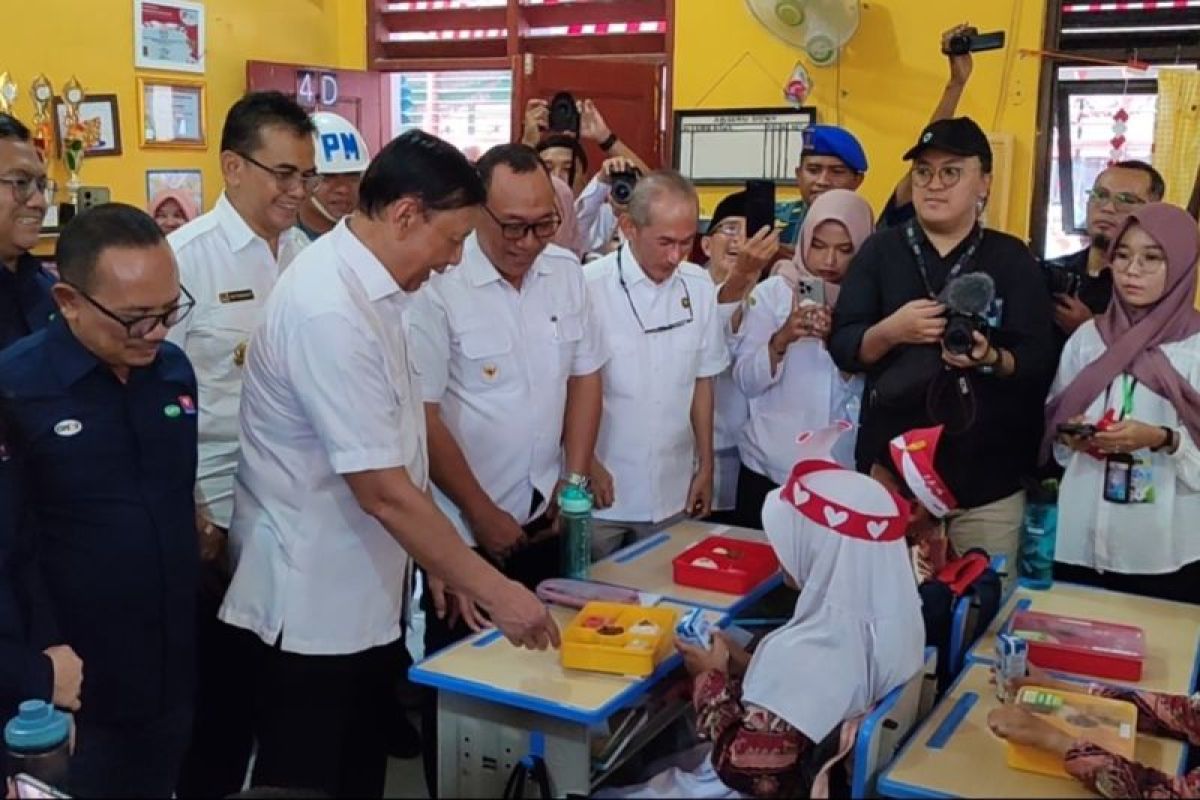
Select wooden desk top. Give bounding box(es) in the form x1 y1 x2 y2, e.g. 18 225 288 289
589 520 779 612
409 602 722 726
879 662 1186 798
968 583 1200 694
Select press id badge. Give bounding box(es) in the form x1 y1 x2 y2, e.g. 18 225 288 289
1129 455 1156 504
1103 454 1133 504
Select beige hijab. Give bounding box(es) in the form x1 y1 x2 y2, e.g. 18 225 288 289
771 189 874 304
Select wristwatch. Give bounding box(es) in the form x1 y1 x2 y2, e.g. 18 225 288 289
564 472 592 492
598 132 619 152
1152 426 1178 453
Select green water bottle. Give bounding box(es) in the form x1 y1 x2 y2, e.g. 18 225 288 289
558 484 593 580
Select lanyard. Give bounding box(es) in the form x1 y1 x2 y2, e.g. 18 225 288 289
1104 374 1139 420
903 220 985 298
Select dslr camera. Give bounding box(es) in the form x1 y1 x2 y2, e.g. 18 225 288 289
943 309 990 356
610 168 640 206
1044 262 1083 296
938 272 996 357
548 91 580 135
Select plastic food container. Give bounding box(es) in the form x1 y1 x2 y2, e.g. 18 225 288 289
560 602 679 677
672 536 780 595
1006 685 1136 777
1009 610 1146 682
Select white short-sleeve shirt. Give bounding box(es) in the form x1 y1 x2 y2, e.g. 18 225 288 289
406 234 608 545
218 219 427 656
167 193 310 527
583 244 730 523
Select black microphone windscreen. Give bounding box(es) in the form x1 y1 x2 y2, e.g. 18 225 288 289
942 272 995 315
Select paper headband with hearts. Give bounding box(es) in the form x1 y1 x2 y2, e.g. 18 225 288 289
888 425 958 519
781 423 909 543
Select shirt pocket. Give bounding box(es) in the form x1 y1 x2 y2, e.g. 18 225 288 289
192 301 260 382
667 329 703 388
540 310 585 380
455 328 518 394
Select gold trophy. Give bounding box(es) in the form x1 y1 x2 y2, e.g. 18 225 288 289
29 74 53 163
0 72 17 115
60 76 88 211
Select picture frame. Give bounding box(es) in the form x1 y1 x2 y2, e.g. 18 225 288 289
146 168 203 218
53 94 122 157
134 0 206 74
138 77 206 149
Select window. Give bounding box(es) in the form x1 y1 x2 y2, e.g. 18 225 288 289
390 70 512 156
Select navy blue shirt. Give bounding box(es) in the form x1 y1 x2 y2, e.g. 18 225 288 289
0 253 57 352
0 423 53 733
0 317 199 724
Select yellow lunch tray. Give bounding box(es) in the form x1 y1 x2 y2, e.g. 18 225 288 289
1006 685 1138 778
560 602 680 678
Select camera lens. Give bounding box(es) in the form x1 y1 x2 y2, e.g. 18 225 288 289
943 315 976 356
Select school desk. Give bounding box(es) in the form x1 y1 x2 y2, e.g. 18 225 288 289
877 662 1188 799
409 601 723 798
588 519 782 613
966 582 1200 694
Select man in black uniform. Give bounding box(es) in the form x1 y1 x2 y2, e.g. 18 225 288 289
0 113 55 352
0 203 199 797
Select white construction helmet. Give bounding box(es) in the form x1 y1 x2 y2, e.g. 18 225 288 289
311 112 370 175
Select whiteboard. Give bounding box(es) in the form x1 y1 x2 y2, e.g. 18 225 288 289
674 107 817 185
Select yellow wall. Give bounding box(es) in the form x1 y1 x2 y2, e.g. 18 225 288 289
5 0 366 216
674 0 1047 238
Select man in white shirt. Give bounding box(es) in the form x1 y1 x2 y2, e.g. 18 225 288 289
407 143 606 795
584 171 730 555
166 91 317 799
218 131 559 797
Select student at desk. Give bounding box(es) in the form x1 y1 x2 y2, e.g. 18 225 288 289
597 425 925 798
990 666 1200 798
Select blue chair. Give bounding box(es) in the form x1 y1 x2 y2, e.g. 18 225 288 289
849 646 938 798
947 554 1007 678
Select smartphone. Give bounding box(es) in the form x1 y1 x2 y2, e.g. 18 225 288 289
14 774 71 799
744 179 776 239
1056 422 1097 439
796 276 827 307
944 29 1006 55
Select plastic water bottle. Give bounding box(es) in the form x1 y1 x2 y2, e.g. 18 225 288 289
1020 486 1058 590
558 484 593 580
4 699 71 788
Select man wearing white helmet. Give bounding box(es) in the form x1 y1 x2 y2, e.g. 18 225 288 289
295 111 370 242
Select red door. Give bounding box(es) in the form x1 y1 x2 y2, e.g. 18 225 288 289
245 61 389 160
514 55 666 178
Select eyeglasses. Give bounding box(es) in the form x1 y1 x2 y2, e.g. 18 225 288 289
0 175 49 204
1111 251 1166 276
482 205 560 242
69 282 196 338
1087 187 1146 212
617 246 694 334
237 152 322 193
710 221 744 238
911 164 968 189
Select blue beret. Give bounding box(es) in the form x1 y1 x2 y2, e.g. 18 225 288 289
801 124 868 173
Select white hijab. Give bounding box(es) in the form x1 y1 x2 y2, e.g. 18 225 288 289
742 425 925 743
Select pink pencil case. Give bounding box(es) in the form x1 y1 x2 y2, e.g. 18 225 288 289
536 578 641 609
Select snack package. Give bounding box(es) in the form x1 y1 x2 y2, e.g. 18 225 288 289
675 607 714 649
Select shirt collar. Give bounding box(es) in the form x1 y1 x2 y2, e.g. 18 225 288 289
333 218 402 302
214 192 268 254
461 234 556 288
911 221 983 263
46 316 101 387
618 243 653 288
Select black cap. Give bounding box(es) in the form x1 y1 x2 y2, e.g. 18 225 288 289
903 117 992 173
706 191 747 234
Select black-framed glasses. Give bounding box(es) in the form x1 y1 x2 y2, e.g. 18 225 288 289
69 282 196 338
911 163 969 189
237 152 322 193
481 205 560 242
616 246 693 334
1087 187 1146 212
0 174 49 204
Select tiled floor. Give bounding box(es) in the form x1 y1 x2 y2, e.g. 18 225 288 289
383 726 430 800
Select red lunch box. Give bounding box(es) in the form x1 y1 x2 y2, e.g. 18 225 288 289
672 535 780 595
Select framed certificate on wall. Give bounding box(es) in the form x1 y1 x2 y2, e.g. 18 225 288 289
134 0 206 74
138 77 206 149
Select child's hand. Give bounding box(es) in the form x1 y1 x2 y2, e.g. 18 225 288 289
987 706 1075 756
676 634 730 677
716 631 752 677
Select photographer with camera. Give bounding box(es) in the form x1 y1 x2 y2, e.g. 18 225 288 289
829 118 1055 572
1044 161 1165 341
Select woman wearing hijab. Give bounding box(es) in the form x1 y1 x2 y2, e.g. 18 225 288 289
597 424 926 799
730 190 875 528
1045 202 1200 604
147 189 198 235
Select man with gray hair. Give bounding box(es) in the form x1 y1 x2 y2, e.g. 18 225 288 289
582 170 729 554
